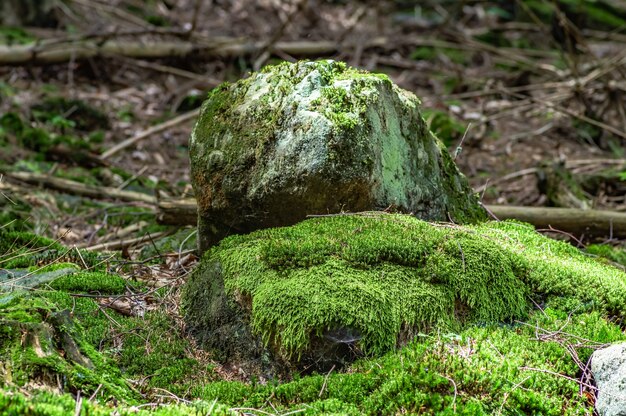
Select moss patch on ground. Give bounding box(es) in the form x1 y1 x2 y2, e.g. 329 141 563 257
3 307 620 415
193 308 622 415
0 231 217 408
3 221 626 414
184 214 626 361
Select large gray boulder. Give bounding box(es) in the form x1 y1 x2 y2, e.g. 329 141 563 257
592 343 626 416
189 60 486 252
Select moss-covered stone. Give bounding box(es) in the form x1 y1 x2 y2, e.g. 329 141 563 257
183 214 626 374
189 60 486 252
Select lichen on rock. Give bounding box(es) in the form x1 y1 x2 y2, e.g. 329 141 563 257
189 60 486 252
183 213 626 375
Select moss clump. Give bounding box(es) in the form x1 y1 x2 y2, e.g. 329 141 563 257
0 292 134 401
0 231 215 403
0 389 236 415
0 229 101 269
48 271 127 295
184 214 626 362
191 309 621 414
31 97 109 132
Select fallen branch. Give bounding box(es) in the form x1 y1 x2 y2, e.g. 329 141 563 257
3 171 156 204
487 205 626 239
155 198 197 226
9 169 626 240
156 198 626 239
80 231 170 251
0 38 351 65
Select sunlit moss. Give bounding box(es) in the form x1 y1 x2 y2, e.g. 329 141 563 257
185 214 626 360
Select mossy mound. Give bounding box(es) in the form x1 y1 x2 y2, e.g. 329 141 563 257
194 308 623 415
183 213 626 373
0 291 134 402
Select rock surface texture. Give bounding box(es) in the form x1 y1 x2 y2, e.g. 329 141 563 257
189 60 485 252
592 343 626 416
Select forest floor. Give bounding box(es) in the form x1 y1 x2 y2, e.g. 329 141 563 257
3 1 626 247
2 0 626 414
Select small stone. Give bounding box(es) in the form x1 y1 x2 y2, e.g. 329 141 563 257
591 342 626 416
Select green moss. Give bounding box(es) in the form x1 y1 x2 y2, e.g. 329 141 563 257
411 46 467 64
0 292 134 401
0 26 35 45
48 271 127 295
0 229 101 269
586 244 626 268
422 108 466 147
185 214 626 360
0 112 25 135
31 97 109 132
0 389 236 415
190 308 617 414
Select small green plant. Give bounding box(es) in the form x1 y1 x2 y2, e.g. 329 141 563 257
0 26 35 45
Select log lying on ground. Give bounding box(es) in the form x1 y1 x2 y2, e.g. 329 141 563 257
487 205 626 239
0 38 366 65
156 198 626 239
156 198 197 226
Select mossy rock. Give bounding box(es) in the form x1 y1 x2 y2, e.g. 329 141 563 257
189 60 486 252
183 213 626 376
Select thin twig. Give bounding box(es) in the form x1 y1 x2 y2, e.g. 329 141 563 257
440 374 457 413
319 365 336 398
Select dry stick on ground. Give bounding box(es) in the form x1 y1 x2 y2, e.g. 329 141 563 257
0 35 539 66
519 366 597 391
80 232 171 251
118 57 222 87
3 171 156 204
100 108 200 160
502 87 626 140
474 168 538 193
